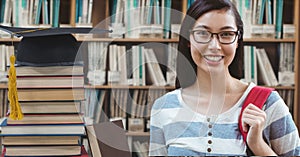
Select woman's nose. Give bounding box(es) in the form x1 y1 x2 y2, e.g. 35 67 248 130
208 35 221 50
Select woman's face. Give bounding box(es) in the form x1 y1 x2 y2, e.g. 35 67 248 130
190 9 238 73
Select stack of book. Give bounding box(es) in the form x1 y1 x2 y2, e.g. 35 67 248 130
0 65 87 156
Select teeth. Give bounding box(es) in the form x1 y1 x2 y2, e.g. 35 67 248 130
204 56 222 62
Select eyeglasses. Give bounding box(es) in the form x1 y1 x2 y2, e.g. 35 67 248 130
190 30 240 44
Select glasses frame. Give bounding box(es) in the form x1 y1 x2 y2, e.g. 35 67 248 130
190 30 240 44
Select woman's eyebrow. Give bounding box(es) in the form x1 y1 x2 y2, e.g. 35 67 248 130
193 25 208 29
219 26 237 30
193 25 236 30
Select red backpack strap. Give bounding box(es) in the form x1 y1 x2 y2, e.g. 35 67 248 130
238 86 274 142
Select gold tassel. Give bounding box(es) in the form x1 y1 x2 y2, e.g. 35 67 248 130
8 55 23 120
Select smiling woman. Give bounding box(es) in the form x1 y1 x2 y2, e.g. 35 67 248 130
189 9 239 72
149 0 300 156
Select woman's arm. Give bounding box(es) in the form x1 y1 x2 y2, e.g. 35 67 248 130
241 104 277 156
242 93 300 156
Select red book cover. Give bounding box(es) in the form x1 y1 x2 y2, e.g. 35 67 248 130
71 146 89 157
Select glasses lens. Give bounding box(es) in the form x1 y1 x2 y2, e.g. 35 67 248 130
193 30 211 43
219 31 237 44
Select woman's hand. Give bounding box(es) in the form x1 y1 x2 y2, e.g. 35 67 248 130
242 103 266 145
241 104 277 156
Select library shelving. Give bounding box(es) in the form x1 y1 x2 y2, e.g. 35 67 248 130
0 0 299 156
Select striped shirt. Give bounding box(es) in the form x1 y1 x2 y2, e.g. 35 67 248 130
149 83 300 156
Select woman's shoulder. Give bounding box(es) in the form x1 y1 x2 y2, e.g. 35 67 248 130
151 89 182 110
264 90 289 112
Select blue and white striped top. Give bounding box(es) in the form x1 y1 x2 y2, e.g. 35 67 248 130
149 83 300 156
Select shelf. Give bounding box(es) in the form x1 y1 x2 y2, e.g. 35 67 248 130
76 37 179 43
84 84 175 90
0 83 293 90
0 36 295 43
243 38 296 43
0 83 7 89
0 37 21 42
272 86 295 90
126 132 150 136
77 37 296 43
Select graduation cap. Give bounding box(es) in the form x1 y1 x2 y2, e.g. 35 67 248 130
0 25 111 121
0 25 111 66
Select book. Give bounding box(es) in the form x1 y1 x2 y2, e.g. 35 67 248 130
144 48 166 86
15 65 83 76
6 114 84 125
3 145 81 156
275 0 284 38
256 48 279 86
87 41 108 85
17 88 85 101
0 125 85 136
16 75 84 88
19 101 81 114
2 136 81 146
1 145 88 157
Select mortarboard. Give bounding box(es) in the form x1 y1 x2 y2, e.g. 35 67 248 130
0 25 111 120
0 25 111 66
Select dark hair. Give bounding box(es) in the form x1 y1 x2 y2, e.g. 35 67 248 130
175 0 244 88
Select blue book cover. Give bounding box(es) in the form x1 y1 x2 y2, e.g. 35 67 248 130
35 0 43 24
275 0 283 38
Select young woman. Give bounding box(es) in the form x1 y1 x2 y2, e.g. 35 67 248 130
149 0 300 156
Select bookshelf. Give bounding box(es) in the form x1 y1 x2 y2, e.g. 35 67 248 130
0 0 299 156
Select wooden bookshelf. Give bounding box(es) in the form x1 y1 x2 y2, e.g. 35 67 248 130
243 38 296 43
126 132 150 137
84 85 175 90
76 37 179 43
0 0 299 156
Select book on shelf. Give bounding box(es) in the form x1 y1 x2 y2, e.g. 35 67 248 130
144 48 166 86
234 0 288 39
277 89 294 113
118 45 128 85
108 44 121 84
17 88 85 101
0 44 14 82
2 136 82 146
84 89 108 124
109 89 128 119
19 101 81 114
15 75 84 88
166 43 178 86
128 118 144 132
15 65 84 76
132 141 149 157
1 145 88 157
278 43 295 86
2 145 82 157
0 89 8 118
256 48 279 86
6 113 84 125
0 124 85 136
87 41 109 85
132 45 146 86
283 24 296 38
1 0 62 27
109 0 174 39
243 45 257 84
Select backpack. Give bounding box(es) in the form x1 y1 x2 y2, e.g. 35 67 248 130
238 86 274 142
